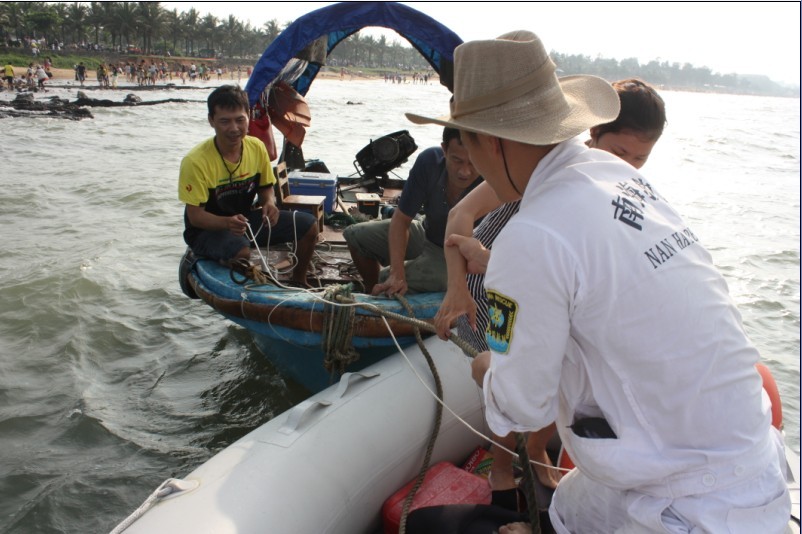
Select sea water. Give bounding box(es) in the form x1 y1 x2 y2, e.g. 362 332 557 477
0 78 798 533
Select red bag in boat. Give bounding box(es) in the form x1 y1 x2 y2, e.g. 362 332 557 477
382 462 490 534
248 99 278 161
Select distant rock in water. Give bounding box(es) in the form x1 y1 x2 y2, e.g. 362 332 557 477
2 93 92 120
1 92 199 120
346 101 364 105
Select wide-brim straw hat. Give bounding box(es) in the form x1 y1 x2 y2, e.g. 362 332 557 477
406 30 620 145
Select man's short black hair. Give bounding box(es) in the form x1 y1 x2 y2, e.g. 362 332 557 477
443 127 461 146
207 84 249 117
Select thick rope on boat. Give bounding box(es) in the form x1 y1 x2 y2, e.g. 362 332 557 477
247 264 271 285
229 259 271 286
321 284 360 376
515 432 542 534
396 294 444 534
331 294 480 358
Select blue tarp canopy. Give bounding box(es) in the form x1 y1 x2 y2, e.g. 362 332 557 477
245 1 462 105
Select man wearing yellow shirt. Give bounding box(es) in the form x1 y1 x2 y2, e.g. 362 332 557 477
179 85 318 287
4 64 14 90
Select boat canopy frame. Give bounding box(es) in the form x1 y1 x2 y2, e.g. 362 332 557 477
245 1 463 105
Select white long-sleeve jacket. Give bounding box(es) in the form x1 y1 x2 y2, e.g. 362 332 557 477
483 137 776 496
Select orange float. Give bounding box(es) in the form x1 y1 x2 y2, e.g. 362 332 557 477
756 362 784 430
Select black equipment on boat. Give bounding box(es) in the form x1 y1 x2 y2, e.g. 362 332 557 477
353 130 417 181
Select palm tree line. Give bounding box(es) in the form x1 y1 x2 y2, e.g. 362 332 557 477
0 2 795 95
0 1 435 71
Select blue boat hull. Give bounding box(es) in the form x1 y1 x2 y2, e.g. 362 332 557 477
184 256 444 391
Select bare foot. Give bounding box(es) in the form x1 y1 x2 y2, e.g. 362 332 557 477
531 448 562 490
499 522 532 534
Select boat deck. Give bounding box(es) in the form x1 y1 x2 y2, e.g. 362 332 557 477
247 182 404 290
249 240 364 289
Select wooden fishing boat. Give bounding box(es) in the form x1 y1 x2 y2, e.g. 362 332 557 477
115 335 800 533
181 248 444 392
178 1 464 391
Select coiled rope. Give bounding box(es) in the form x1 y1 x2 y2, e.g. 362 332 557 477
321 284 360 377
229 259 271 286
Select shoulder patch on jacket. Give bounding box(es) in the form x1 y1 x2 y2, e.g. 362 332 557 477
485 289 518 354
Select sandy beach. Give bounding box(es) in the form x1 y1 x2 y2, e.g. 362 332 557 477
42 66 356 81
39 66 394 84
48 67 78 80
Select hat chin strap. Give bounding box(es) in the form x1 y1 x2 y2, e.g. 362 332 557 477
499 139 523 197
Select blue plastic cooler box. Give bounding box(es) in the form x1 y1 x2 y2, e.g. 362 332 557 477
287 171 337 213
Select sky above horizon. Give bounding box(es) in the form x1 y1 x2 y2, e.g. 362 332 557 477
162 1 801 86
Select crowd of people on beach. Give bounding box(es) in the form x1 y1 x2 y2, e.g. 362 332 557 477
384 71 432 84
7 34 252 89
71 60 250 88
2 57 253 93
2 58 53 92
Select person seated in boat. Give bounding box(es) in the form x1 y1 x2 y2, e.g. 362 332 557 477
343 127 483 296
432 78 667 510
405 30 790 533
178 84 319 287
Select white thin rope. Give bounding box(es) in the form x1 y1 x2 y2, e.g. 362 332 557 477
244 220 294 286
245 211 304 279
234 228 569 474
244 217 271 273
372 312 571 474
109 478 197 534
